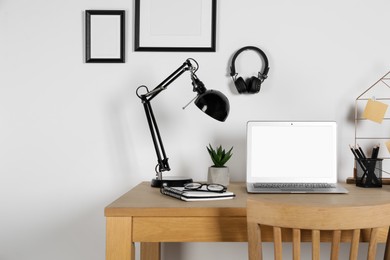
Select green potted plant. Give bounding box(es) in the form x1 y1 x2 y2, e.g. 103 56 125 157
207 144 233 186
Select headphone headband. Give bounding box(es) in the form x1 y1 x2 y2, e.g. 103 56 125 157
229 46 269 80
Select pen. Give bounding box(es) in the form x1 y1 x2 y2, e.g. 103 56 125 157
357 144 366 159
354 147 364 160
371 144 380 159
370 144 381 185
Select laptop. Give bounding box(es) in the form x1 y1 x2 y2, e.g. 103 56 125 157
246 121 348 193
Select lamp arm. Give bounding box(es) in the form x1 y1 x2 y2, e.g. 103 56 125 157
142 97 169 177
143 59 196 101
136 59 199 179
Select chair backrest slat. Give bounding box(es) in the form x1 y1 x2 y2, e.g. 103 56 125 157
292 228 300 260
368 228 379 260
385 226 390 260
331 230 341 260
273 227 282 260
247 222 262 260
312 230 320 260
349 229 360 260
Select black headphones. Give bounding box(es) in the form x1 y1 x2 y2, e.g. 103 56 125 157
230 46 270 94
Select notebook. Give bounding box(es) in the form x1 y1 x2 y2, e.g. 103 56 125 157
246 121 348 193
161 186 235 201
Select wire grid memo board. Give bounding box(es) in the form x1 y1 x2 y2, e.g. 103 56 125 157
350 70 390 184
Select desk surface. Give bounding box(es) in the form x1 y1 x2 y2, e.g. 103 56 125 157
105 182 390 217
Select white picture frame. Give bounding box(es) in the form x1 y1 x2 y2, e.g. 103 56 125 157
134 0 217 52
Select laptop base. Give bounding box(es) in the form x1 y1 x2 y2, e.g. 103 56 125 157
247 183 349 194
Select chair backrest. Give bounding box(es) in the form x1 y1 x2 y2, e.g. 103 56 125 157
247 198 390 260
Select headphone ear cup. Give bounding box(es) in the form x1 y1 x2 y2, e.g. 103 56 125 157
234 77 247 93
248 76 261 93
245 77 252 93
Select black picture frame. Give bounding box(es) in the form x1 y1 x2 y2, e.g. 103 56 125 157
85 10 125 63
134 0 217 52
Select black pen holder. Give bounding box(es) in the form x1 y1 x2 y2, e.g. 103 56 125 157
355 158 382 188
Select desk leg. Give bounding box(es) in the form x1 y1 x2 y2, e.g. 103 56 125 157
141 242 161 260
106 217 134 260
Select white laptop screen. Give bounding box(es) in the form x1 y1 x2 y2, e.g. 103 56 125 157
246 121 337 183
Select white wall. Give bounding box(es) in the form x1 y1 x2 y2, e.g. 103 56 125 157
1 0 390 259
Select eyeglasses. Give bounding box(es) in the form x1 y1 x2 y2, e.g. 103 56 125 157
184 182 227 193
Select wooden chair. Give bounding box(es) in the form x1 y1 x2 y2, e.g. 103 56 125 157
247 198 390 260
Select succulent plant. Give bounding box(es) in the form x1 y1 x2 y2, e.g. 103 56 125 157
207 144 233 167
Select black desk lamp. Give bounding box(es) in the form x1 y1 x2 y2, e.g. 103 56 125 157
136 58 230 188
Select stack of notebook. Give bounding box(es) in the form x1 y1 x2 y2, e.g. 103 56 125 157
161 185 235 201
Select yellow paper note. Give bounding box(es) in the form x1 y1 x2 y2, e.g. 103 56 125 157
362 99 388 123
386 140 390 153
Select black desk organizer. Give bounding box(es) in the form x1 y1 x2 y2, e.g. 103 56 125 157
355 158 383 188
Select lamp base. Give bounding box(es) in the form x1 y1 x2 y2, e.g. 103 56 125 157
151 176 193 188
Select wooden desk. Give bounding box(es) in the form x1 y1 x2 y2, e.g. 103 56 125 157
105 182 390 260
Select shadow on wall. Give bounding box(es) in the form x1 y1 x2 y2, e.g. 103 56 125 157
107 90 144 186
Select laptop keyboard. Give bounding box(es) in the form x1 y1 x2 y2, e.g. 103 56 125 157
254 183 336 189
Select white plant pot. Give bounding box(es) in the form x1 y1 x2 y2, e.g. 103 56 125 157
207 166 230 186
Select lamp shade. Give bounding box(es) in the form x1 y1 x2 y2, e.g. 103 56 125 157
195 90 230 122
